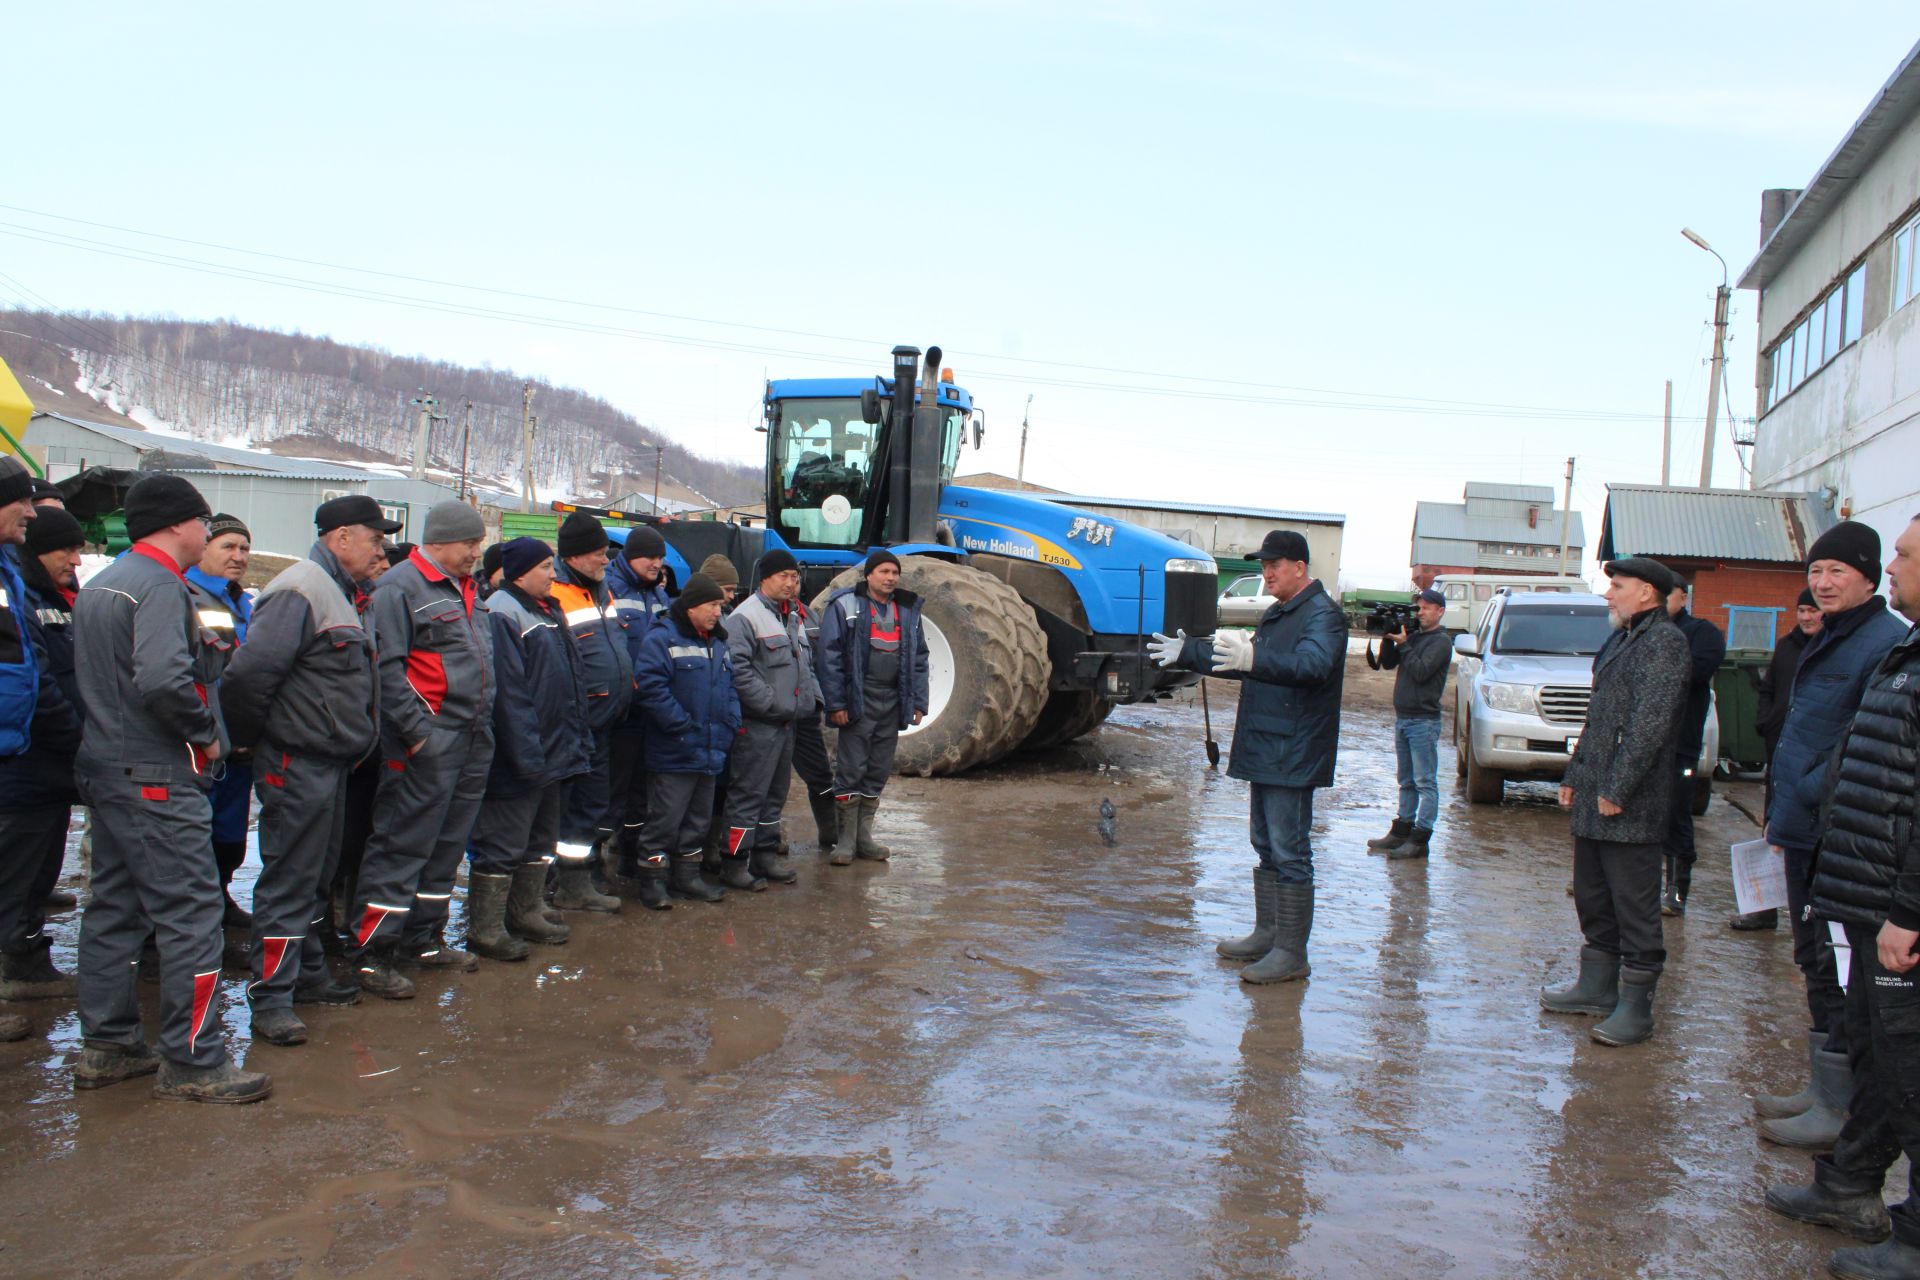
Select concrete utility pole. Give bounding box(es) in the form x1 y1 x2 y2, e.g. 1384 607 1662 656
1661 380 1672 486
458 398 473 500
520 381 537 513
409 391 439 480
1017 394 1033 484
1557 457 1575 576
1681 227 1730 490
651 445 664 515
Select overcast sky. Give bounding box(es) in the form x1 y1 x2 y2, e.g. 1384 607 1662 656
6 3 1914 583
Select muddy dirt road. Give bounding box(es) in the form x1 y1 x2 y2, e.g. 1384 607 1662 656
0 653 1859 1277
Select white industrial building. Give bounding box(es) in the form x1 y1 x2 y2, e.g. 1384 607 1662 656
1738 40 1920 549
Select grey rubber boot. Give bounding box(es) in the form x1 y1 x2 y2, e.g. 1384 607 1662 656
750 847 797 885
855 797 892 862
0 936 77 1000
355 942 418 1000
464 872 528 962
1241 882 1312 984
1367 817 1413 852
667 854 726 903
1540 946 1620 1016
1828 1237 1920 1278
507 863 572 943
1759 1049 1853 1149
1765 1173 1892 1242
553 863 621 913
1216 867 1278 960
250 1006 308 1047
829 798 857 866
1387 827 1432 861
810 791 840 855
152 1056 273 1105
1591 967 1659 1046
720 856 766 892
1755 1029 1825 1119
73 1039 160 1090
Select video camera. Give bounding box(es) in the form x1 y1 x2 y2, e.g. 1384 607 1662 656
1365 601 1416 635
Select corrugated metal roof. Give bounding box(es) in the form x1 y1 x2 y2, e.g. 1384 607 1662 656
1043 495 1346 525
33 412 376 481
1412 500 1585 547
1462 481 1556 503
1598 484 1836 562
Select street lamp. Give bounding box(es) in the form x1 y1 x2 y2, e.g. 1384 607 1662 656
1682 228 1732 488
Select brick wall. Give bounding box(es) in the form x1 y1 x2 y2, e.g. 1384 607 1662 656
1674 560 1808 643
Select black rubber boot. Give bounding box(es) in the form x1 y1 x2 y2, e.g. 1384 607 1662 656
701 813 726 877
1829 1237 1920 1278
634 860 673 912
1367 817 1413 852
72 1039 160 1090
1730 908 1780 930
214 839 252 929
1591 967 1658 1045
1540 946 1620 1016
1216 867 1278 960
1765 1172 1892 1242
553 863 621 914
668 854 726 903
465 872 528 962
1387 827 1432 861
810 791 840 855
1756 1029 1825 1119
1760 1049 1852 1149
507 863 572 944
0 1012 28 1041
829 798 857 866
355 943 417 1000
750 847 797 885
0 936 77 1000
398 930 478 972
1241 881 1311 984
152 1056 273 1105
250 1006 308 1047
1661 856 1687 917
721 855 767 892
292 975 360 1007
855 797 892 862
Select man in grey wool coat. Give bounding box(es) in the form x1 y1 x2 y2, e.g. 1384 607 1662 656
1540 556 1691 1048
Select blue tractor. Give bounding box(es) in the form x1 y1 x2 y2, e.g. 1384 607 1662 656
752 344 1218 774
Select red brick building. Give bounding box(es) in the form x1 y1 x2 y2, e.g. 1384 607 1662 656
1596 484 1836 649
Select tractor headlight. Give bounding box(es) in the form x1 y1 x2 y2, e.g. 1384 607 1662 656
1165 558 1217 574
1482 682 1539 715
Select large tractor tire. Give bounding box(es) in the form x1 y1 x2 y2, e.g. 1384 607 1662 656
812 556 1049 776
1019 689 1116 752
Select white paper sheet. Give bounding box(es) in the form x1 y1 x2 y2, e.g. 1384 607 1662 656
1730 839 1789 916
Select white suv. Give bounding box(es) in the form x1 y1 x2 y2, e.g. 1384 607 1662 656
1452 591 1717 808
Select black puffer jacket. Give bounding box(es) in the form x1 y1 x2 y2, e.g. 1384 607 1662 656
1810 623 1920 930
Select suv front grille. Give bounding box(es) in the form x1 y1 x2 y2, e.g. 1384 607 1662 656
1539 685 1590 726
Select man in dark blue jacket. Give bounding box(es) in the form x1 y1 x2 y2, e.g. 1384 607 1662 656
605 524 672 907
549 512 633 914
1756 520 1907 1151
1152 530 1346 986
0 473 81 1041
1659 576 1727 917
468 538 592 958
634 574 739 902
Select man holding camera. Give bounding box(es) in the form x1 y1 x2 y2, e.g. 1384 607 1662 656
1367 589 1451 860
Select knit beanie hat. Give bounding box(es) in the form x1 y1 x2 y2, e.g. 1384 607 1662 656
758 548 799 581
1797 587 1817 608
501 537 553 585
23 506 86 554
863 548 902 576
480 541 506 582
0 456 31 506
124 474 211 541
29 476 62 504
677 572 725 611
623 524 667 560
698 553 739 589
557 511 609 559
421 500 484 544
207 513 250 542
1806 520 1882 586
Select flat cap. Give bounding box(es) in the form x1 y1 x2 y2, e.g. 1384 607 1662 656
1603 556 1677 596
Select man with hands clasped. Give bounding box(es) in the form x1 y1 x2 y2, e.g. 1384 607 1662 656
1149 529 1346 986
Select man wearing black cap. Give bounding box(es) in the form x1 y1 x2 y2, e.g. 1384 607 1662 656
1366 588 1452 860
721 548 817 888
479 542 506 599
1541 557 1691 1047
1658 575 1727 917
185 514 254 935
469 538 593 958
817 550 930 863
1736 589 1824 932
71 474 270 1102
1150 528 1344 985
548 511 633 913
352 500 494 998
0 461 80 1041
1752 520 1906 1148
219 495 397 1045
604 523 674 906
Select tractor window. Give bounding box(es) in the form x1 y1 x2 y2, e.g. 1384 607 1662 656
774 398 879 548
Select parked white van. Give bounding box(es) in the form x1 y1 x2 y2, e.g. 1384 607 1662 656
1433 573 1591 635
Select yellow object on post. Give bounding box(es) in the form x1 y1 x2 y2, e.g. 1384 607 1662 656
0 356 39 475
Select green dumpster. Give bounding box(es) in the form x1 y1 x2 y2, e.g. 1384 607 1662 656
1714 647 1772 771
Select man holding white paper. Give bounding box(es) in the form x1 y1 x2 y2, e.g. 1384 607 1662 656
1765 515 1920 1276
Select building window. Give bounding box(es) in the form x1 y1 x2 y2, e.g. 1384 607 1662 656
1897 213 1919 312
1761 258 1873 415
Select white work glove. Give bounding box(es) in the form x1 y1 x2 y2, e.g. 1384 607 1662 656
1148 629 1188 668
1211 630 1254 673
